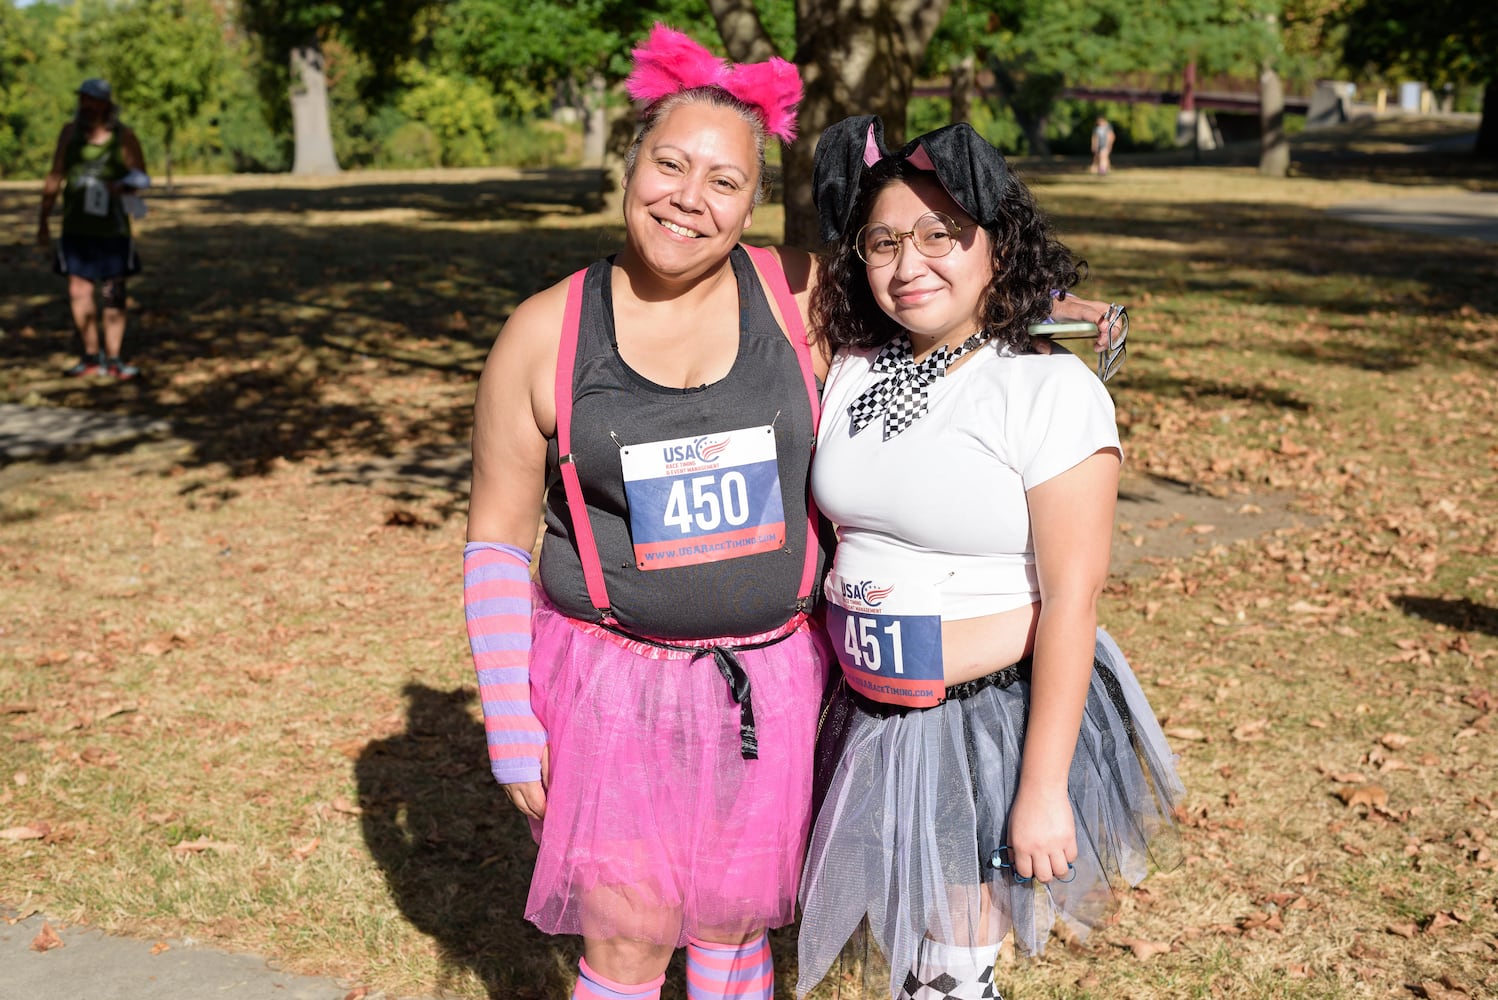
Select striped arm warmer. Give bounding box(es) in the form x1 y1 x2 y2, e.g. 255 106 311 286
463 541 544 784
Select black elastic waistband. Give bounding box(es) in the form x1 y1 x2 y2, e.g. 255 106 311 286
848 658 1032 719
593 620 805 762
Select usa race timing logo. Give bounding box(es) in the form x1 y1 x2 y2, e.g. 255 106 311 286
842 580 894 607
662 435 731 464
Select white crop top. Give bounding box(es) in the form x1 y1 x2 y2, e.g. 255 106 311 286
812 341 1121 620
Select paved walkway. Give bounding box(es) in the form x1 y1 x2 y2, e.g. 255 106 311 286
1 909 413 1000
0 403 171 461
1325 191 1498 242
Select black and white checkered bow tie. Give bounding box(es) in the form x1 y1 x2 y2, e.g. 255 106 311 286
847 331 990 440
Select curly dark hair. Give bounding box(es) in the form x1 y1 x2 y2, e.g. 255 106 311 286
812 158 1084 352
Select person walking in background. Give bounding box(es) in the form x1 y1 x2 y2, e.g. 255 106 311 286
1090 115 1115 175
36 78 150 380
796 115 1181 999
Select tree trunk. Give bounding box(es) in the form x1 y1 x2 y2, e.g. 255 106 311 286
289 40 339 175
582 74 608 169
987 59 1051 156
1478 79 1498 160
710 0 951 249
950 53 976 124
163 124 175 192
1259 65 1289 177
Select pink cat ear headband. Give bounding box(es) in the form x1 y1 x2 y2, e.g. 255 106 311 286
625 23 802 143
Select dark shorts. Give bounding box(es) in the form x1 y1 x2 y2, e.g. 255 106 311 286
54 235 141 282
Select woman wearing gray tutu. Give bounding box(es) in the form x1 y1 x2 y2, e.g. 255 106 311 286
796 115 1185 1000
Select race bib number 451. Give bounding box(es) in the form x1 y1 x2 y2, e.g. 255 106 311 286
825 574 944 708
620 426 785 571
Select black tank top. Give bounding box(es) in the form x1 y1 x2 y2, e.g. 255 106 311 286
539 246 822 639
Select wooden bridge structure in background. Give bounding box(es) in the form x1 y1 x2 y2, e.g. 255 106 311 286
1058 84 1308 115
916 65 1311 116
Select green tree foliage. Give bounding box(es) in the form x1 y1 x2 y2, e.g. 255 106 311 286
0 2 85 178
1343 0 1496 156
928 0 1278 154
239 0 442 172
240 0 435 90
84 0 226 188
396 63 507 167
436 0 622 117
435 0 748 117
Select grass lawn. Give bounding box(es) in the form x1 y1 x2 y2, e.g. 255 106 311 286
1 125 1495 999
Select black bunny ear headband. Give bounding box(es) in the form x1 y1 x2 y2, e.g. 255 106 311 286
813 115 1012 245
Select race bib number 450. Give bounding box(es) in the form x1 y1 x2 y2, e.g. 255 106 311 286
825 574 944 708
620 426 785 571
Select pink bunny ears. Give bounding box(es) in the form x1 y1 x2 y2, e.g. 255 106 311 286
625 24 803 143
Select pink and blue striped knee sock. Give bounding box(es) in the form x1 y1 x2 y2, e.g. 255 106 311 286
686 933 774 999
572 957 665 1000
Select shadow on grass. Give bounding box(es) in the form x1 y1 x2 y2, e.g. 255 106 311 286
355 683 577 999
1390 595 1498 637
1 173 626 480
171 168 606 222
353 683 807 999
3 164 1494 486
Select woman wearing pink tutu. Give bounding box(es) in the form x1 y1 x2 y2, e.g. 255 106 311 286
464 25 830 1000
795 116 1184 999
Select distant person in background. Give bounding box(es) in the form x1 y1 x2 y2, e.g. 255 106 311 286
37 78 150 380
1090 115 1115 175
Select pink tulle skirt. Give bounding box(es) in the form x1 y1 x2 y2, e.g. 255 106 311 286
525 589 833 946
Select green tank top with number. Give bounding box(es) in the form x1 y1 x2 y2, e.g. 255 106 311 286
62 128 131 239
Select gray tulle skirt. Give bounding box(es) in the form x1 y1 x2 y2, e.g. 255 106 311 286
796 629 1184 999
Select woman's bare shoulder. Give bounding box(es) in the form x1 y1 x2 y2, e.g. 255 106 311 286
496 267 590 354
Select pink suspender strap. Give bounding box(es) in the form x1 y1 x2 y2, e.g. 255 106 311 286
742 243 823 607
553 268 616 622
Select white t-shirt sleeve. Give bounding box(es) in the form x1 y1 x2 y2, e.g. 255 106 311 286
1005 351 1121 489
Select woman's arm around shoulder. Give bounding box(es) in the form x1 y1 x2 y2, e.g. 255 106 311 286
467 278 569 549
764 244 832 379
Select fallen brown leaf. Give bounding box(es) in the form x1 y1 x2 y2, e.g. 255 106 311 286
1115 938 1172 960
1165 727 1207 742
30 922 63 952
1238 909 1285 933
1385 921 1419 939
1232 718 1269 742
331 796 362 816
1425 910 1466 932
1337 784 1389 810
0 824 51 841
170 837 239 854
150 940 171 955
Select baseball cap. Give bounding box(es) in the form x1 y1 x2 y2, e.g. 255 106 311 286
77 78 113 102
